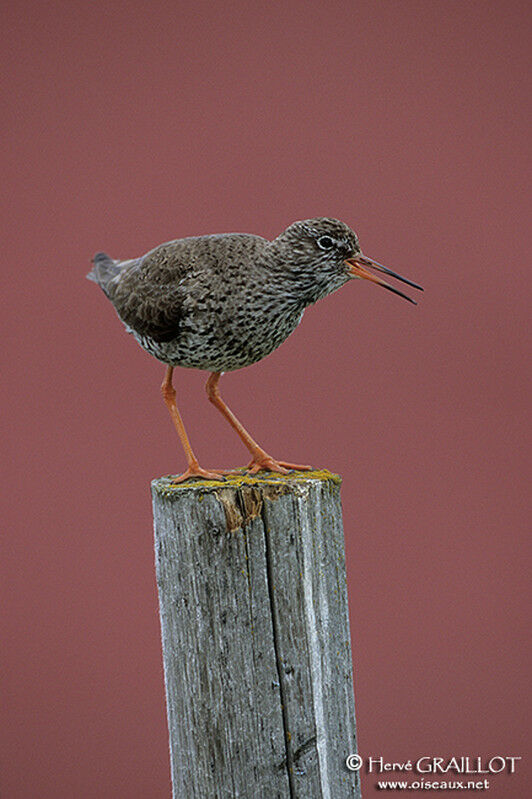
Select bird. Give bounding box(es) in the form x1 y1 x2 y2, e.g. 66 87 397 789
87 217 423 482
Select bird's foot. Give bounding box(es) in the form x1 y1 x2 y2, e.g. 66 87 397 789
246 454 312 475
170 463 226 483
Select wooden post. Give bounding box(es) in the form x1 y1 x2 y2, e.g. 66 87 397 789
152 470 361 799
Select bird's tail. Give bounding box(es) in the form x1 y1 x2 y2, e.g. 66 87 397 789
87 252 121 297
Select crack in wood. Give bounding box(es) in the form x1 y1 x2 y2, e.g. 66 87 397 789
216 484 289 532
262 498 297 799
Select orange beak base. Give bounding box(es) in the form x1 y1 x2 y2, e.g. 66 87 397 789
344 255 423 304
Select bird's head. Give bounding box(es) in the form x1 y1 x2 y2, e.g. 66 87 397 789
269 217 423 305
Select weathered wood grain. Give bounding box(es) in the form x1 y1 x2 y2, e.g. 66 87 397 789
152 470 361 799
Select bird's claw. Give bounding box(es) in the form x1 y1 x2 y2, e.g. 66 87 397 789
169 457 313 482
276 460 312 471
246 456 312 475
170 464 226 483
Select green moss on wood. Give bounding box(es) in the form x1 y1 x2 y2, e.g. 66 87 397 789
151 468 342 497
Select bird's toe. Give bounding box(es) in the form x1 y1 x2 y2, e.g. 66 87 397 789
170 465 226 483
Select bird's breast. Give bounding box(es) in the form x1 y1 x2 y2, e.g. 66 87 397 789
134 300 304 371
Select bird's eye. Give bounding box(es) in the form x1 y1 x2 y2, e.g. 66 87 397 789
317 235 334 250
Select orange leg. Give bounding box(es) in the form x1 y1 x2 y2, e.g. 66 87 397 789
161 367 224 483
205 372 311 474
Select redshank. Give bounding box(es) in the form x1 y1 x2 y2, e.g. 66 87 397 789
88 218 422 482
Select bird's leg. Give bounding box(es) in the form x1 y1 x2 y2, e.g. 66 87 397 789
205 372 312 474
161 367 224 483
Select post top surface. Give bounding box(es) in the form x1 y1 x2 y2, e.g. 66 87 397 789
151 468 341 496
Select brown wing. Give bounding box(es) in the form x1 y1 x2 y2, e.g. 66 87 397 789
109 239 207 342
108 233 268 343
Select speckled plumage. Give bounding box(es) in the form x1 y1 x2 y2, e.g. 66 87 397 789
88 217 422 481
88 218 360 371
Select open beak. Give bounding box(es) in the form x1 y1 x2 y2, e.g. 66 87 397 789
344 254 424 305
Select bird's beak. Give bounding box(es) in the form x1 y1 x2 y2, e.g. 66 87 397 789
344 254 424 305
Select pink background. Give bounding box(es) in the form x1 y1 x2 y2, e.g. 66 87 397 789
2 1 530 796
